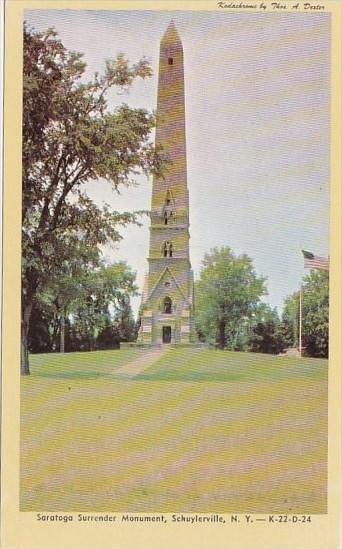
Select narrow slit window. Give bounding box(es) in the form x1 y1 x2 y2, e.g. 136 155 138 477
164 297 172 314
168 57 173 65
162 241 173 258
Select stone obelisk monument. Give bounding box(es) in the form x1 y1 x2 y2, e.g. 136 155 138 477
138 21 194 345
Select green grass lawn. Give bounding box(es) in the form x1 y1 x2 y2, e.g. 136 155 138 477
136 347 327 381
21 348 328 513
26 348 145 378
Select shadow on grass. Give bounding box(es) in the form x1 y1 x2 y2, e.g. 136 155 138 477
29 371 104 379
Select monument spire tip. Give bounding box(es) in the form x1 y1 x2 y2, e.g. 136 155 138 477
162 19 182 44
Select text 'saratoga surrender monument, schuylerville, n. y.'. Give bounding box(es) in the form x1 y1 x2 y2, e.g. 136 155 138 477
137 22 195 345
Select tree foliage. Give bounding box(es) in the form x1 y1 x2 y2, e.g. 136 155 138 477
29 261 138 353
281 270 329 358
195 247 267 349
248 304 285 355
22 24 164 373
67 261 138 351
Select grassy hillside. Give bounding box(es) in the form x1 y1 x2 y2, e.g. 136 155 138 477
26 348 145 378
21 348 328 513
136 348 326 381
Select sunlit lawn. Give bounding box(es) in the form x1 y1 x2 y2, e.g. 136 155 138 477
26 348 145 378
21 348 328 513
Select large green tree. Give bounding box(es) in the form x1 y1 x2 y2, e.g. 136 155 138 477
281 269 329 358
22 25 164 374
195 247 267 349
65 261 138 352
33 237 100 353
248 304 285 355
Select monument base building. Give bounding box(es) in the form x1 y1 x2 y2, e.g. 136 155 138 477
137 21 195 345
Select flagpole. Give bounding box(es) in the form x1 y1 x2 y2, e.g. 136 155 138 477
299 285 302 358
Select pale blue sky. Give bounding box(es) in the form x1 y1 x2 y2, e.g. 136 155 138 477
25 10 330 316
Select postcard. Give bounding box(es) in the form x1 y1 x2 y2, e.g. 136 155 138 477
1 1 341 548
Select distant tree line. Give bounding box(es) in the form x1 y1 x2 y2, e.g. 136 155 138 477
195 247 329 358
28 261 138 354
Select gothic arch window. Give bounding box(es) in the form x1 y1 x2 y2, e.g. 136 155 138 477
161 241 173 258
163 296 172 314
163 190 175 225
164 211 175 225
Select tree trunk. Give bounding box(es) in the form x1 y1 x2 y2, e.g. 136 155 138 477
217 320 226 350
21 303 32 375
60 309 65 353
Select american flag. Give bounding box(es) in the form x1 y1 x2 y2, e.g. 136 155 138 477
302 250 329 271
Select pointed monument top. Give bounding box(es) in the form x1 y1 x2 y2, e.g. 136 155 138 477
161 20 182 46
